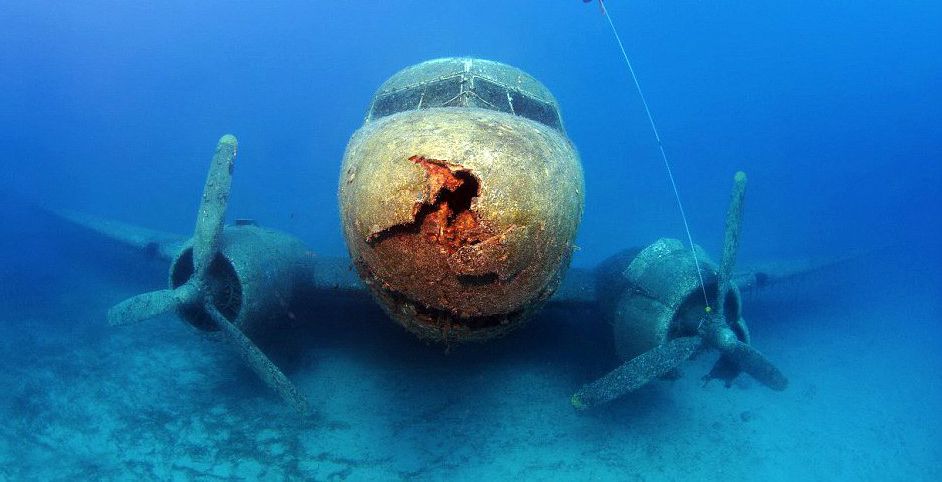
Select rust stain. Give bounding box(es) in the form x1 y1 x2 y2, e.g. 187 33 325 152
367 155 491 255
361 156 529 333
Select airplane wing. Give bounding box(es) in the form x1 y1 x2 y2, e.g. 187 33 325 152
733 251 873 292
47 208 859 311
52 209 187 261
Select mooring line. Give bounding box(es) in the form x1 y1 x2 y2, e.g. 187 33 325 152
598 0 711 308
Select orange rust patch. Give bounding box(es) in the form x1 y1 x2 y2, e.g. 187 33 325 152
409 155 463 194
369 156 489 254
354 155 559 340
361 155 522 330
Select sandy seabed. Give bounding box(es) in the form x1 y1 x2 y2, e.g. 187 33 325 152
0 233 939 481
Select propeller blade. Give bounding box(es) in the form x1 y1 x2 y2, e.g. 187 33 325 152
107 283 200 326
192 134 238 280
722 340 788 391
703 354 742 388
716 171 747 318
204 303 310 417
572 336 703 410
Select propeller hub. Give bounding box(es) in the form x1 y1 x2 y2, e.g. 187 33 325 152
704 322 738 351
170 245 242 331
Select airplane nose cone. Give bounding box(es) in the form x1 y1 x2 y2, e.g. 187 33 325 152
339 107 584 342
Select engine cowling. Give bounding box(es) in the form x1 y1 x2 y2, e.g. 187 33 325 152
169 224 317 336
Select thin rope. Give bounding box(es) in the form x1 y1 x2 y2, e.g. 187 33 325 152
598 0 710 308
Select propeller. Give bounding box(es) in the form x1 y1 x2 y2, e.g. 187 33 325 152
107 135 309 416
572 171 787 410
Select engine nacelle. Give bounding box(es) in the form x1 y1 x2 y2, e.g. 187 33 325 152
169 223 316 336
595 238 750 362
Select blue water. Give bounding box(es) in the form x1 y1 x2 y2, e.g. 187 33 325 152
1 1 940 480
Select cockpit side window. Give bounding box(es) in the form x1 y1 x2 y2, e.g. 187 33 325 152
468 77 513 113
509 93 563 132
369 75 563 133
370 87 423 120
422 76 463 109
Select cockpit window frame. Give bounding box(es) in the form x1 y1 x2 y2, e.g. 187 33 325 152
368 73 564 133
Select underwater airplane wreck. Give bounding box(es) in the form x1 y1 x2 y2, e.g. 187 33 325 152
56 58 804 416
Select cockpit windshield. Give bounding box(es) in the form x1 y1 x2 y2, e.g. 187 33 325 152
367 58 565 133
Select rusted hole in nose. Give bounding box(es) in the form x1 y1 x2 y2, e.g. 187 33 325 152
367 156 485 252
